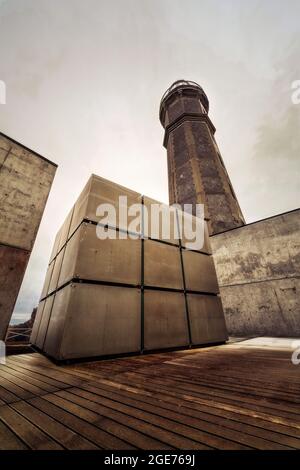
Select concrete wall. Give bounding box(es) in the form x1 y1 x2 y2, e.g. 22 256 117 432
0 132 57 340
211 209 300 337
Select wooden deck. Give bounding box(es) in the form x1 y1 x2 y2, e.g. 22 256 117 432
0 340 299 450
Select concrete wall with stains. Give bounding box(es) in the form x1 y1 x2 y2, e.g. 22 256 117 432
211 209 300 337
0 132 57 340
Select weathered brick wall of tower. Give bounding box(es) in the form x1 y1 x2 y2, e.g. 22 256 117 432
159 80 245 235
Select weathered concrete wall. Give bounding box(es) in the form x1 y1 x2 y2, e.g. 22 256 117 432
0 132 57 340
0 245 30 336
211 209 300 337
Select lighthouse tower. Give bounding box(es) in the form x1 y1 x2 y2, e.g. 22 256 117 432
159 80 245 235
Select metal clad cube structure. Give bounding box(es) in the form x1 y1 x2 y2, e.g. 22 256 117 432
70 175 142 236
187 294 227 344
144 290 189 350
144 240 183 290
58 223 141 287
182 250 219 294
35 296 55 350
31 174 228 360
44 284 141 359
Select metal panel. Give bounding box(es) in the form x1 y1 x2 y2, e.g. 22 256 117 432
35 295 55 350
30 301 45 345
40 261 55 300
45 283 141 360
144 239 183 289
0 244 30 340
57 230 79 287
58 223 141 286
187 294 228 344
144 290 189 350
88 175 142 232
43 287 71 358
68 177 91 238
182 250 219 293
57 205 75 252
179 213 211 254
48 226 62 264
48 246 66 294
143 196 180 245
70 174 142 235
0 134 57 251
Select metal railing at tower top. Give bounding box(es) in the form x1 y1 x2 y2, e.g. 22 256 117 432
160 79 203 104
159 79 209 122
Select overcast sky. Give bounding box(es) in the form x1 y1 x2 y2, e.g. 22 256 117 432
0 0 299 321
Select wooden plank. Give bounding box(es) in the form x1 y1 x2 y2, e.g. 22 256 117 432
111 373 300 430
12 354 100 382
0 418 28 450
159 363 300 402
0 405 63 450
53 389 214 450
29 396 142 450
94 378 300 446
0 382 19 404
187 347 300 380
5 359 69 389
172 366 300 399
129 365 300 411
0 376 34 401
1 345 299 451
0 368 50 396
0 363 59 393
11 401 98 450
7 356 83 387
72 362 298 417
79 382 298 450
45 391 203 450
155 372 300 410
117 370 300 423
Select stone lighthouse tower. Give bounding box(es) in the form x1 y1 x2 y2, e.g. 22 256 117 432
159 79 245 235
